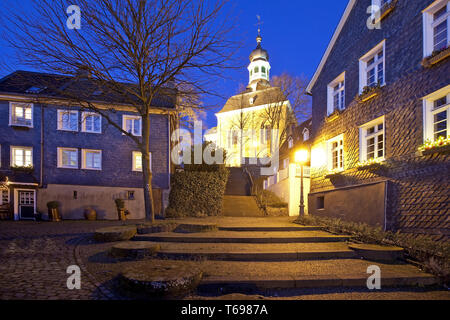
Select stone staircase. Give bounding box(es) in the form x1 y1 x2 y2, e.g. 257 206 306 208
130 219 439 295
222 168 264 217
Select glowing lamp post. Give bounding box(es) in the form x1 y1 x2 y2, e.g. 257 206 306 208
295 149 308 219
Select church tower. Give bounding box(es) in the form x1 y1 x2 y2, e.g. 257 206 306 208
247 29 271 92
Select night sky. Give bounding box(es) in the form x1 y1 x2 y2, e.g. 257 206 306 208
0 0 348 129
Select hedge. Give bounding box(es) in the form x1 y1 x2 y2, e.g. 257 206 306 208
165 168 229 218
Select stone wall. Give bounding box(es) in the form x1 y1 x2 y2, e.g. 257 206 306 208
309 0 450 239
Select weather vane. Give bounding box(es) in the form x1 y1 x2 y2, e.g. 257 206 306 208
256 15 263 36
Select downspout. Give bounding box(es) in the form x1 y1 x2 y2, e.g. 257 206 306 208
39 104 44 188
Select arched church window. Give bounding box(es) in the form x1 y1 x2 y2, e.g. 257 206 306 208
254 67 259 73
261 67 266 74
232 130 239 146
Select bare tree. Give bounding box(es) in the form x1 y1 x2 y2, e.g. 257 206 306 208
258 73 310 151
2 0 237 222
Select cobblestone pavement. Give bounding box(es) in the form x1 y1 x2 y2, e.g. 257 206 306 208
0 220 141 300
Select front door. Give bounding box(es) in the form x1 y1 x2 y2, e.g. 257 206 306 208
19 190 35 219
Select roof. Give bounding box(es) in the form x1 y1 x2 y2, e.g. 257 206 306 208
0 70 177 109
217 86 287 114
279 118 313 157
306 0 356 93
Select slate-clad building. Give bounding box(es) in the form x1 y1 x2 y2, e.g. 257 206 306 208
306 0 449 240
0 70 176 220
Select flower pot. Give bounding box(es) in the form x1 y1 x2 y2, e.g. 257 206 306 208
48 208 61 222
84 208 97 221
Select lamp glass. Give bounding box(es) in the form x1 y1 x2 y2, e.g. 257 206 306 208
295 149 308 163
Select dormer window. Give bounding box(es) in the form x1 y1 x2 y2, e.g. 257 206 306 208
249 97 255 105
288 137 294 149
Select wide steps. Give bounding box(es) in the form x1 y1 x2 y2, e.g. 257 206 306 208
154 242 357 261
134 230 351 243
193 259 438 292
222 196 263 217
219 226 322 232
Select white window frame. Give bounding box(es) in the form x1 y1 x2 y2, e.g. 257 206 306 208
122 115 142 136
288 136 294 149
132 151 152 172
359 116 386 162
81 112 102 133
423 85 450 142
10 146 33 168
57 110 79 132
57 147 79 169
327 72 345 115
81 149 102 170
303 128 310 141
423 0 450 58
327 134 344 172
371 0 393 13
359 40 386 94
9 102 34 128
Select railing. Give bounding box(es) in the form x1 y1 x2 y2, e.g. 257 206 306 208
295 166 311 178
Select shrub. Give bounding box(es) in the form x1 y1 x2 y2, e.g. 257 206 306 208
46 201 59 209
166 167 229 217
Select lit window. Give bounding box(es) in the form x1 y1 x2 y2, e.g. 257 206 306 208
123 115 142 136
57 148 78 169
81 112 101 133
82 149 102 170
288 137 294 149
327 135 344 171
359 116 385 162
132 151 152 172
9 102 33 127
327 72 345 115
303 128 310 141
11 146 33 167
423 1 449 57
57 110 78 131
423 85 450 142
359 41 385 93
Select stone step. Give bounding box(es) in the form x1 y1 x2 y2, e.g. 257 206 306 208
154 242 357 261
134 230 351 243
198 274 438 293
222 196 265 217
219 226 322 232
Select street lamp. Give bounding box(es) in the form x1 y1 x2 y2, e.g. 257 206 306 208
294 149 308 220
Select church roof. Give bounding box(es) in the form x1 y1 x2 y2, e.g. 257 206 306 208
217 86 287 114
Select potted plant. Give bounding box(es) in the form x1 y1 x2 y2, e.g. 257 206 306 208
84 208 97 221
47 201 61 222
115 199 126 221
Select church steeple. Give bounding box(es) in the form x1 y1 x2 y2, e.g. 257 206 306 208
247 18 271 92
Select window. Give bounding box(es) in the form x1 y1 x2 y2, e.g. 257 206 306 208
11 146 33 167
261 67 266 74
372 0 393 12
359 41 386 93
303 128 310 141
132 151 152 172
57 110 78 131
254 67 259 73
327 135 344 171
82 149 102 170
327 72 345 115
359 116 385 162
317 196 325 210
232 130 239 146
423 1 450 57
283 158 289 169
81 112 101 133
288 136 294 149
123 115 142 136
423 85 450 142
9 102 33 127
57 148 78 169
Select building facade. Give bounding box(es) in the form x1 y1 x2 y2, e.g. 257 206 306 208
307 0 449 239
215 32 292 167
0 71 176 220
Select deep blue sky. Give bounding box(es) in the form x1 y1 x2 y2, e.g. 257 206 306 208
0 0 348 129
